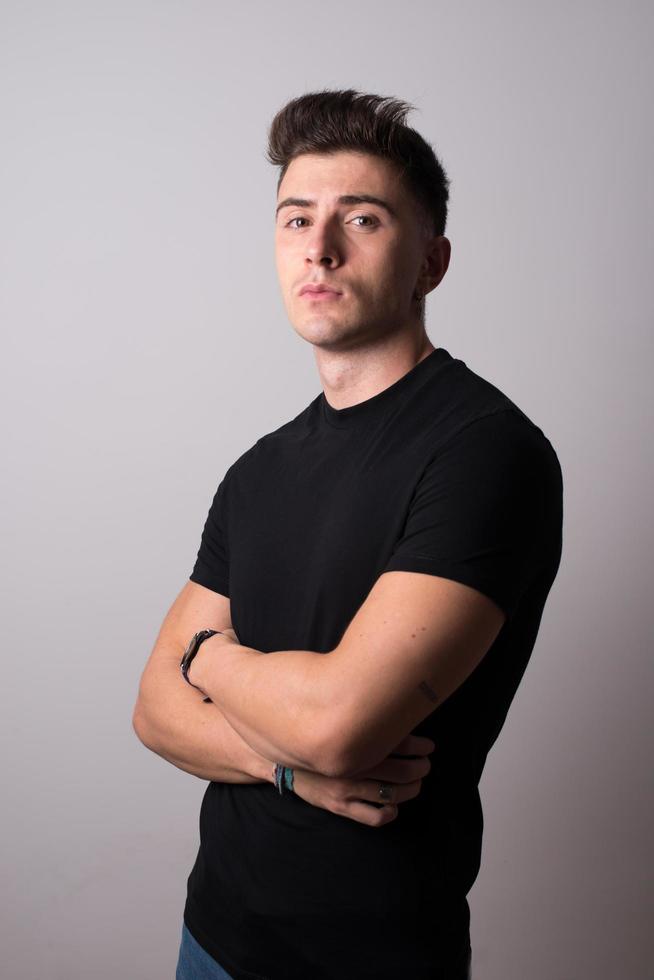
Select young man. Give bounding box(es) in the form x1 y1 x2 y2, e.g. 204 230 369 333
133 89 563 980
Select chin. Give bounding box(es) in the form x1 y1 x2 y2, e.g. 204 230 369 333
294 320 361 350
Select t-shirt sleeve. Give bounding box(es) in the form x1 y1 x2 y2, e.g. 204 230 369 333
382 410 562 620
189 473 230 597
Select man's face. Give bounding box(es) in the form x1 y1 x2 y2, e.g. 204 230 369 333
274 151 433 351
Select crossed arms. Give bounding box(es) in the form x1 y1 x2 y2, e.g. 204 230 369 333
133 571 505 780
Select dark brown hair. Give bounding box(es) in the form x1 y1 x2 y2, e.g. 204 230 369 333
265 88 450 237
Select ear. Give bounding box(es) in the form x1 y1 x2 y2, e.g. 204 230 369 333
419 235 451 297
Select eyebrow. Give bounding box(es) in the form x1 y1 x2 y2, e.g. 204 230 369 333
275 194 398 220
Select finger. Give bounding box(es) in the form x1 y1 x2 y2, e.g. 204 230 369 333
348 777 424 807
342 800 399 827
362 755 431 784
392 755 432 782
390 733 436 756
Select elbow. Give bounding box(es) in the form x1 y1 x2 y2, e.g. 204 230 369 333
310 722 360 779
324 748 368 780
131 673 162 752
310 750 346 779
302 721 343 777
315 747 366 780
131 703 146 743
132 700 156 751
315 720 390 779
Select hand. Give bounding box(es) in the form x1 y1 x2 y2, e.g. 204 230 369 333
290 733 435 827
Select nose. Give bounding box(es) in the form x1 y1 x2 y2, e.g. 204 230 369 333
304 219 342 269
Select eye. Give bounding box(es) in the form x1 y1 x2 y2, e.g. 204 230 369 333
285 216 310 229
350 214 379 227
283 213 380 229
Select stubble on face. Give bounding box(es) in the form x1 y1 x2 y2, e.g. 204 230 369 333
274 151 425 353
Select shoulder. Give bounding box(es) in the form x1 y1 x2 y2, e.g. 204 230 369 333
222 397 319 483
434 406 561 479
421 408 563 554
417 350 559 463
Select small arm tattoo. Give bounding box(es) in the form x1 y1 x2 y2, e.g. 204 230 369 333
418 680 439 704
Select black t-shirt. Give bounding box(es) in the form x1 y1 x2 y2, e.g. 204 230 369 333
182 346 564 980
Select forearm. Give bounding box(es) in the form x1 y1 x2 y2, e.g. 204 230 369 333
190 640 336 774
133 655 277 785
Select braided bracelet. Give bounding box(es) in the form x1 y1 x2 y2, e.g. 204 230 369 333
273 763 295 794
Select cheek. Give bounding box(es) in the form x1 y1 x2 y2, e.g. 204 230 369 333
278 251 305 288
374 263 409 303
274 241 293 271
277 264 296 296
388 256 418 301
375 243 411 282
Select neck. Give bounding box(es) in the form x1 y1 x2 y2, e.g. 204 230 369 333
314 330 435 413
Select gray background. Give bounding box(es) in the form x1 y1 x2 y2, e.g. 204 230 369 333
2 1 652 977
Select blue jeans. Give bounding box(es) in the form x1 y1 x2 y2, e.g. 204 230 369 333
175 922 235 980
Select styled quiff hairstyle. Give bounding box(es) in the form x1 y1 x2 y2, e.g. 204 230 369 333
265 88 451 239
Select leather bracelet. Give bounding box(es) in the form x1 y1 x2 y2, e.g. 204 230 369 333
180 629 223 702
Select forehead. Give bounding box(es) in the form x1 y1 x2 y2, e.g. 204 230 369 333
277 150 408 204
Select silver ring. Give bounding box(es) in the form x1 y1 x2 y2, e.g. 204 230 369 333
378 783 393 803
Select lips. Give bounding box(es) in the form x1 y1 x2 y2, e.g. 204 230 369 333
299 284 341 296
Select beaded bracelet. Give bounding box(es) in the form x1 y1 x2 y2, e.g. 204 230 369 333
273 763 295 794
